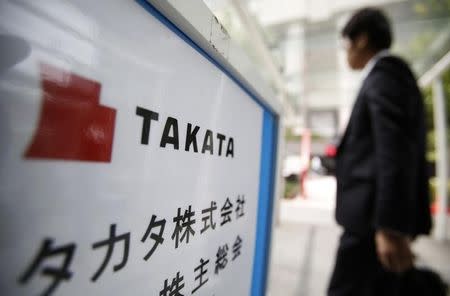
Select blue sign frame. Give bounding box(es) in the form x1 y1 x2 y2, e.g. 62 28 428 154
135 1 279 295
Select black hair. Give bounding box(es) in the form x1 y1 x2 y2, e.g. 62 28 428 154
342 7 392 50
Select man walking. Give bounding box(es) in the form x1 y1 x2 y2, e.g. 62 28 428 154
328 8 432 295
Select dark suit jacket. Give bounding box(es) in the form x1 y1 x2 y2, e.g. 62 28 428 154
335 55 432 237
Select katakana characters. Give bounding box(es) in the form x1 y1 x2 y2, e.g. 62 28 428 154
18 238 76 296
141 215 166 260
160 271 185 296
200 201 217 234
18 197 248 295
171 206 196 249
91 224 130 282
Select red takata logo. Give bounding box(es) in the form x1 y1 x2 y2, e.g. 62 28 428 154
25 63 116 162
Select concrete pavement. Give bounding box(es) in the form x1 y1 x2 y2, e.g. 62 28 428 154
266 176 450 296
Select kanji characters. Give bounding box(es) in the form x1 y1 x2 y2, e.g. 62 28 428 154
141 215 166 260
18 197 248 295
200 201 217 234
18 238 76 296
91 224 130 281
171 206 196 249
236 195 245 219
192 258 209 294
160 271 185 296
215 244 229 274
220 198 233 226
232 235 243 260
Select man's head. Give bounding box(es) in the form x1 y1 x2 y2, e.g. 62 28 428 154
341 8 392 70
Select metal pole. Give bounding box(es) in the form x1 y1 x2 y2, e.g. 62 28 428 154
432 77 448 241
273 116 286 227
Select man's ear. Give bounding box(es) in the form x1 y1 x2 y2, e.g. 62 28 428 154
355 33 368 50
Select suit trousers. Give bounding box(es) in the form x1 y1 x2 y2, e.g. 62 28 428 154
327 230 403 296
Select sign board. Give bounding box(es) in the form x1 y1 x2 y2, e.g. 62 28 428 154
0 1 279 295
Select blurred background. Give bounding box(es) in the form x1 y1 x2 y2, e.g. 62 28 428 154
203 0 450 295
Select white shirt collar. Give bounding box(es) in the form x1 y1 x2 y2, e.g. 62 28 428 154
360 49 390 81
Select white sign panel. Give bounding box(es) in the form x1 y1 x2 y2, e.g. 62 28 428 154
0 1 266 295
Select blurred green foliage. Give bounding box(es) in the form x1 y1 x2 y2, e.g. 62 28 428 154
401 0 450 64
414 0 450 159
413 0 450 18
284 178 298 199
284 127 326 142
422 62 450 205
429 177 450 205
422 68 450 161
285 127 301 142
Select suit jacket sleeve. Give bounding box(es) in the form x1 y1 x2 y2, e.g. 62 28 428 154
366 72 412 234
